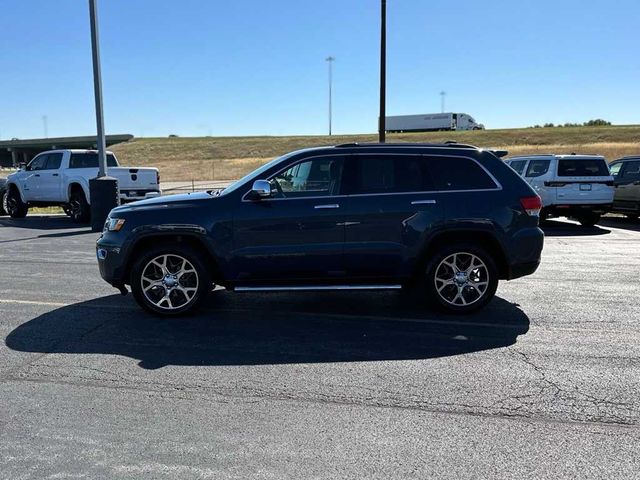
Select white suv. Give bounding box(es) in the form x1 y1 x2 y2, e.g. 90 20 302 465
505 154 614 226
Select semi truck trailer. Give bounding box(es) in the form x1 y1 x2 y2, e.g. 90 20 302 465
385 113 484 132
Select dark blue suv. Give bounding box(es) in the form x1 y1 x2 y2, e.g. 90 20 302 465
97 143 544 316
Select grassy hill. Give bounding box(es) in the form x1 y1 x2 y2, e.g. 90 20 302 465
109 125 640 182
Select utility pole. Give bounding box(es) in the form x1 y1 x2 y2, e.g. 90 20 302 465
42 115 49 138
440 91 446 113
88 0 119 231
89 0 107 178
326 56 335 136
378 0 386 143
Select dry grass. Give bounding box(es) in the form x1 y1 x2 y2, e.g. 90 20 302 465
108 126 640 181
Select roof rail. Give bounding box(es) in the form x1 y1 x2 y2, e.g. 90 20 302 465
334 142 479 149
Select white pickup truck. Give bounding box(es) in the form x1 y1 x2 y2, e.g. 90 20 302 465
4 149 160 223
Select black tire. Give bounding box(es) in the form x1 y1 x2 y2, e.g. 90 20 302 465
0 190 7 216
423 244 499 314
62 204 72 217
576 213 600 227
5 187 28 218
130 244 212 316
69 189 91 223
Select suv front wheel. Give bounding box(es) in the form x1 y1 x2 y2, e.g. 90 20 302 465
425 245 498 314
130 244 212 316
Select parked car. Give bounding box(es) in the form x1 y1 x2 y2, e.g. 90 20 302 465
97 143 544 316
4 150 160 222
505 154 614 226
608 157 640 220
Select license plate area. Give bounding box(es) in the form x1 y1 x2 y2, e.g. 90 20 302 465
579 184 592 191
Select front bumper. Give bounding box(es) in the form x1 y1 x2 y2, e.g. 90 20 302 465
96 237 128 286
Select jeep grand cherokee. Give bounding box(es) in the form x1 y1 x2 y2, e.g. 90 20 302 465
96 143 544 316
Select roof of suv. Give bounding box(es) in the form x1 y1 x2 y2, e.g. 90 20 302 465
508 154 605 160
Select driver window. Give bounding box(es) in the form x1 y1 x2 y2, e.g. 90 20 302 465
270 157 344 198
28 155 48 171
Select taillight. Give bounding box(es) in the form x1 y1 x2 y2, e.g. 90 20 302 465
520 196 542 216
156 171 160 185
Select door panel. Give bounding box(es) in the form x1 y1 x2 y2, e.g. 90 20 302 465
342 154 444 279
230 155 347 283
39 153 64 201
614 161 640 211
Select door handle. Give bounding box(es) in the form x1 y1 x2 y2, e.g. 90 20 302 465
34 174 40 177
314 204 340 209
411 199 437 205
52 173 59 177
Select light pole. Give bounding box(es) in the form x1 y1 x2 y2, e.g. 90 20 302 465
379 0 386 143
88 0 119 231
326 56 335 136
440 91 446 113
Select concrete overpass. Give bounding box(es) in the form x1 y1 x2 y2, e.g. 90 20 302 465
0 134 133 167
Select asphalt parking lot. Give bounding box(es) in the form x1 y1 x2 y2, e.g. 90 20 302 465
1 215 639 479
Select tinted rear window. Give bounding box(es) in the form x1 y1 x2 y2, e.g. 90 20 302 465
69 153 118 169
352 155 435 194
557 158 609 177
428 156 498 191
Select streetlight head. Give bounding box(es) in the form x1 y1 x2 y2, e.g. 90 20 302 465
326 56 335 62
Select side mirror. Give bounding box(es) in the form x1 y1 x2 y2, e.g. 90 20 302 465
250 179 272 199
19 162 27 170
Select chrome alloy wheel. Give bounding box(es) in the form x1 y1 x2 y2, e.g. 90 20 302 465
434 252 489 307
140 254 199 310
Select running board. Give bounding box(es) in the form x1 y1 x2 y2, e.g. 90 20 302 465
235 284 402 292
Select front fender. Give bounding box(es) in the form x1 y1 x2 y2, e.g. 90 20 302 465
6 182 27 203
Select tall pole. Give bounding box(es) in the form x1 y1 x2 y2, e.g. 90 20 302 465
89 0 107 178
378 0 386 143
440 91 446 113
326 56 335 136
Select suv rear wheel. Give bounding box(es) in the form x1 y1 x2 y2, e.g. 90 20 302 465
425 244 498 314
130 244 212 316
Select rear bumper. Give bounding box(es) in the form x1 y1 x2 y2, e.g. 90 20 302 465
119 189 161 204
545 204 612 216
506 226 544 280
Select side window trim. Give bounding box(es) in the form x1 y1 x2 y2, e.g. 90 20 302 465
241 153 502 201
241 154 347 202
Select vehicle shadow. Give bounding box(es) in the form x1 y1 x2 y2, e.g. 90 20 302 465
541 219 611 237
5 291 530 369
0 216 91 241
599 216 640 233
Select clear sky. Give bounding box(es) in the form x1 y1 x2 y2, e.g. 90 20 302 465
1 0 638 139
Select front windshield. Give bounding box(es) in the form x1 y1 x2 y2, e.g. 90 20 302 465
219 151 299 196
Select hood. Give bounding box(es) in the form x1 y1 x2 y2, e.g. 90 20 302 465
111 191 214 213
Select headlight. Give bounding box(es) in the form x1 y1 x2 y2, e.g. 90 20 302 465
105 218 126 232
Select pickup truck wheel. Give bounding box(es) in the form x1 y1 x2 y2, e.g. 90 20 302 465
0 191 7 216
5 188 28 218
69 190 90 223
576 213 600 227
130 245 211 316
425 244 498 314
